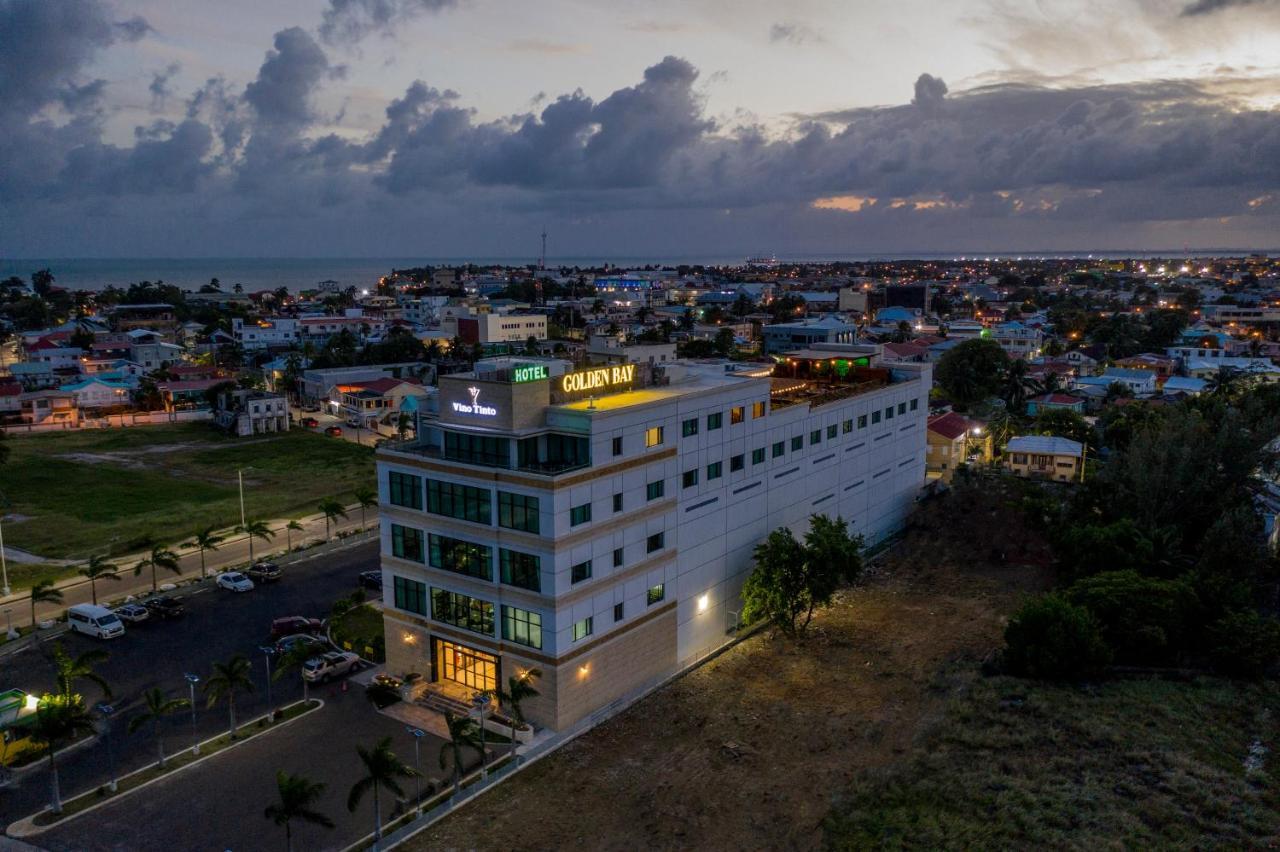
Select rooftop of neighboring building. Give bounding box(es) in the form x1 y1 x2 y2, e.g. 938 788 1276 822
1006 435 1084 456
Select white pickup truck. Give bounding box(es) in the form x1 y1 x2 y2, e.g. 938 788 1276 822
301 651 361 683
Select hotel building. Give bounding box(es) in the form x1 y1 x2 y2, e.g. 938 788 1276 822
375 346 929 730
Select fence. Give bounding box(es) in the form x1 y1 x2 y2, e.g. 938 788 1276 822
1 410 211 436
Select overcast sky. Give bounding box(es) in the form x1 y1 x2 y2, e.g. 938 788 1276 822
4 0 1280 258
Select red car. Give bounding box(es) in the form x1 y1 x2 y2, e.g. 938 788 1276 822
270 616 324 639
324 425 343 437
301 417 319 428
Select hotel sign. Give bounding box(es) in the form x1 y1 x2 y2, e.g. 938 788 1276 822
559 364 636 397
512 364 548 383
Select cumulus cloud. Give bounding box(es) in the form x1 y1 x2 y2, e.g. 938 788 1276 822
149 63 181 112
318 0 457 45
244 27 330 129
769 22 824 45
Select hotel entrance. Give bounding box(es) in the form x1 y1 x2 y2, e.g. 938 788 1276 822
432 638 498 694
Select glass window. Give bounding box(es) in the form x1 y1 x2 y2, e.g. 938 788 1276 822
730 454 744 472
613 547 624 567
682 417 699 437
613 493 623 512
571 560 592 583
810 430 821 445
647 583 665 605
682 469 698 488
444 431 509 467
612 436 623 456
752 401 766 418
570 503 592 527
388 471 422 510
431 588 495 636
872 410 881 424
858 414 868 428
393 576 426 615
826 424 836 439
501 605 542 649
613 602 625 622
497 491 539 534
647 532 665 553
730 406 744 424
499 549 540 591
707 461 722 480
644 426 663 448
426 480 491 525
772 441 785 458
791 435 803 451
911 398 919 411
391 524 424 563
752 447 765 465
885 406 894 420
707 412 722 430
898 402 907 415
572 617 593 641
427 534 492 581
842 419 853 434
647 480 665 500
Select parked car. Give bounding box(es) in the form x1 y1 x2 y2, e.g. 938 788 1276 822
274 633 327 656
216 572 255 593
301 651 361 683
246 562 282 583
142 597 185 620
301 417 319 428
301 403 321 413
358 570 383 591
67 604 125 639
270 616 324 638
324 426 343 437
112 603 151 625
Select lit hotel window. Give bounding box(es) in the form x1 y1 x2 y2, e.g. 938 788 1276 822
645 426 664 448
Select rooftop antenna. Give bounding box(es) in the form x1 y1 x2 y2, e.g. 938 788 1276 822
540 227 547 271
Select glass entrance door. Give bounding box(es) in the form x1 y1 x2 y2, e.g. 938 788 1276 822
435 640 497 693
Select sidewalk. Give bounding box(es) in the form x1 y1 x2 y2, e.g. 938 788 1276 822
0 501 378 631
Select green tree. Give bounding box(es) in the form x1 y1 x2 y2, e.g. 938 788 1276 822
31 694 96 814
438 712 484 796
273 642 318 705
353 487 378 530
318 500 348 540
127 687 190 769
134 544 182 593
239 519 275 563
204 654 255 739
1066 571 1197 665
285 520 304 552
934 338 1010 410
348 737 419 843
182 526 225 581
489 669 542 758
28 578 63 634
1003 594 1111 680
1000 358 1036 414
265 771 334 852
1205 610 1280 678
1034 408 1095 450
78 555 120 606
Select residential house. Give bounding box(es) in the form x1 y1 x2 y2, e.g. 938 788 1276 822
990 321 1044 360
215 389 289 436
761 315 858 354
156 378 226 413
1026 393 1086 416
1161 376 1208 396
332 377 430 430
299 363 434 406
585 334 677 366
1063 345 1105 373
61 378 132 411
1005 436 1084 482
19 389 79 426
1114 353 1176 384
1098 368 1158 396
109 303 178 337
926 411 991 483
232 317 301 351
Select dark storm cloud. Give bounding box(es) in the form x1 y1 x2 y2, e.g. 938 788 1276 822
0 0 116 118
114 15 153 40
318 0 458 45
243 27 330 128
1181 0 1275 15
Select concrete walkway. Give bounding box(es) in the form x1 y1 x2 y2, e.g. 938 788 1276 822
0 501 377 631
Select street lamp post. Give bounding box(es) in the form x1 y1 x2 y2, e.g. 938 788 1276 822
95 702 117 792
184 673 200 755
4 608 15 641
471 694 488 780
0 511 10 597
259 646 275 718
237 469 247 532
406 727 425 815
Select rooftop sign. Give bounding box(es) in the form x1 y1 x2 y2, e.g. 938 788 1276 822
512 364 549 383
559 364 636 398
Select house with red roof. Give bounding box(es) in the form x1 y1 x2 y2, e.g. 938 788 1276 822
926 410 992 483
332 376 430 430
1026 393 1086 416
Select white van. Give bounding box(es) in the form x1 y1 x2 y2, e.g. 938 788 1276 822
67 604 126 639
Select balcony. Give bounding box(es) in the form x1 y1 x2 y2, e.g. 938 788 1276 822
379 439 590 477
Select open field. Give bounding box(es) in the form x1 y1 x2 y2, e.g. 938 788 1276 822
0 424 374 559
408 484 1279 850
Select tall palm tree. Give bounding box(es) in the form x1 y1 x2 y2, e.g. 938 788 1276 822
489 669 541 759
285 520 304 552
265 771 333 852
318 500 347 541
28 578 63 634
348 737 418 844
1001 358 1035 415
272 643 318 705
127 687 189 769
77 555 121 606
438 712 484 797
31 694 96 814
204 654 255 739
182 526 224 580
239 519 275 563
134 544 182 593
50 642 111 701
353 487 377 531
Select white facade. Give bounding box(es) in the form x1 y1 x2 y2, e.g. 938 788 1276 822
232 317 301 350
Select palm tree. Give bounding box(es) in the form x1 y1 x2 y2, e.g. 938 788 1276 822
32 694 97 814
318 500 347 541
127 687 189 769
50 642 111 701
77 555 120 606
1000 358 1036 415
1208 365 1242 399
285 520 304 552
204 654 255 739
265 771 333 852
353 487 377 531
28 578 63 634
348 737 418 844
438 712 483 797
489 668 541 759
182 526 224 580
134 544 182 593
272 643 318 705
239 519 275 563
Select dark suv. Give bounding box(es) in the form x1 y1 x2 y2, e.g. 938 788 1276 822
143 597 185 620
246 562 283 583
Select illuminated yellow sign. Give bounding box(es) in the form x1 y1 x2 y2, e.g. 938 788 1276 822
560 364 636 396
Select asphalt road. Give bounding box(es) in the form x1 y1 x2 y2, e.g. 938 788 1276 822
0 538 404 837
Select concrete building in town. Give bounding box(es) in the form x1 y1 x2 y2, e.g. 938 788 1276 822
1005 436 1084 482
232 317 301 351
374 346 929 731
761 315 859 354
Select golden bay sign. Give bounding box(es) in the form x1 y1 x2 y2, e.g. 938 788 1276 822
559 364 636 397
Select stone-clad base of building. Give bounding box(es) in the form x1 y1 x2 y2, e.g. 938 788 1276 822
382 604 678 731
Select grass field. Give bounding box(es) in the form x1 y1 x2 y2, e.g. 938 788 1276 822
0 424 374 559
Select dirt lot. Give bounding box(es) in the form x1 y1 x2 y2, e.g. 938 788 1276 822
410 485 1055 851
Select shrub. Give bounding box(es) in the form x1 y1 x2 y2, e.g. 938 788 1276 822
1053 519 1152 580
1066 570 1196 665
1004 594 1112 680
1205 610 1280 679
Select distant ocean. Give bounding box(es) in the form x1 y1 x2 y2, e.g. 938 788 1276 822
0 250 1271 293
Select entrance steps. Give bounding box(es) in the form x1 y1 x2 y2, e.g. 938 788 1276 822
415 687 475 718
